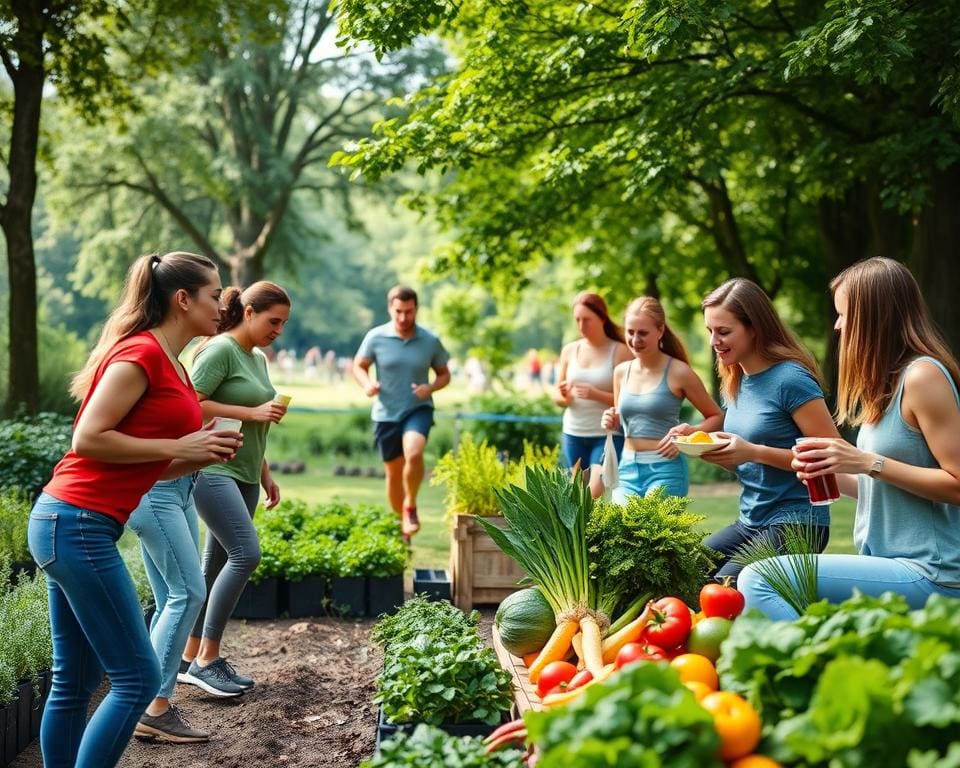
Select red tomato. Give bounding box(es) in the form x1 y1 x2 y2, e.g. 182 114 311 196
535 660 578 698
641 597 693 649
700 580 745 620
614 641 668 669
665 643 688 660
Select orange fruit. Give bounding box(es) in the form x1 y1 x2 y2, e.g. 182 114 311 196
729 756 782 768
701 691 762 761
689 430 714 443
669 653 719 689
684 680 713 701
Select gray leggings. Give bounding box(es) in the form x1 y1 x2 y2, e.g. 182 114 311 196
191 474 261 641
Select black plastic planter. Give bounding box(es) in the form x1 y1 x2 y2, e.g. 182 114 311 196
285 576 327 618
231 578 280 620
3 698 17 766
15 681 32 753
375 706 502 749
366 575 404 617
330 576 366 617
412 568 451 602
31 671 51 739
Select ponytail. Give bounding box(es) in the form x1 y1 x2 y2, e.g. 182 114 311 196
71 251 217 401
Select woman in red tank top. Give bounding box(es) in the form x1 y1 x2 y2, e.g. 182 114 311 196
29 252 241 767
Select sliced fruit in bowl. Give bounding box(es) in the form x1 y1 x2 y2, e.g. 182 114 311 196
672 431 730 456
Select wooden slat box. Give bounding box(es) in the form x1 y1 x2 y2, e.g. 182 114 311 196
450 514 527 610
491 626 543 718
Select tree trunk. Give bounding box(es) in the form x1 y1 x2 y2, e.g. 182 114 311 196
816 179 906 409
911 163 960 354
1 9 45 416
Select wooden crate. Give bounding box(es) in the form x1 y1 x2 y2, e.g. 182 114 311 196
491 626 542 717
450 514 526 610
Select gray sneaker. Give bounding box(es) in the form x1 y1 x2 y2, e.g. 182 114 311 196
135 705 210 743
176 658 191 684
220 658 255 690
180 659 245 697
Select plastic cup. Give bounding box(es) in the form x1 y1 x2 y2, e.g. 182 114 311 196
273 393 292 407
212 417 243 433
795 437 840 506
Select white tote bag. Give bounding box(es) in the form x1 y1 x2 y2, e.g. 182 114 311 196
601 431 619 490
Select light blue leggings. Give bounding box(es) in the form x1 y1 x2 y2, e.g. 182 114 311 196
739 553 960 621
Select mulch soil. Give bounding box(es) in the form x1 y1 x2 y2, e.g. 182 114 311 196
12 616 385 768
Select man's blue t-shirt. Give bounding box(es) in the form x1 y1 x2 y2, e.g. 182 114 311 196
723 360 829 527
356 323 450 422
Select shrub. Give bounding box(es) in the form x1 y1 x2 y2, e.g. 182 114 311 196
338 530 408 578
0 561 52 689
0 487 32 563
0 412 74 496
462 390 560 457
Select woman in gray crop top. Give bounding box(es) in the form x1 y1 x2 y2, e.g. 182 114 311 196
552 292 632 498
601 296 722 502
739 258 960 620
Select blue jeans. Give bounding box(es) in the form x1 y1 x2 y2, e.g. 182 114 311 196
612 449 688 504
127 476 206 698
704 519 830 585
562 433 623 473
739 554 960 621
28 494 160 768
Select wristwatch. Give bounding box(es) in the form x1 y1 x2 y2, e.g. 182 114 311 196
868 454 885 477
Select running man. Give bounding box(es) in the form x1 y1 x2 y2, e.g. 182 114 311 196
353 285 451 537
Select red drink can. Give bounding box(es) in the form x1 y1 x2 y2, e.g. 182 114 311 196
795 438 840 506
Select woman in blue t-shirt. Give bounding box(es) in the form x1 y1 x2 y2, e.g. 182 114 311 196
700 278 841 583
740 259 960 619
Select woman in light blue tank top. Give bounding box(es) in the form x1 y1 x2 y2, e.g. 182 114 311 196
740 258 960 620
553 292 632 498
601 297 722 502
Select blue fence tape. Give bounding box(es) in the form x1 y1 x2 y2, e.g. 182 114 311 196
287 406 562 424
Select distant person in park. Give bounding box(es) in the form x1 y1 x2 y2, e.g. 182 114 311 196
553 292 632 498
527 348 543 390
180 281 290 697
601 296 723 502
699 278 841 583
739 258 960 618
353 285 451 539
29 252 240 767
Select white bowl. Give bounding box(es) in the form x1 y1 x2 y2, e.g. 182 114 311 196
671 434 729 457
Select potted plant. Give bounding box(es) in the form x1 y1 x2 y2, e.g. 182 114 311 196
371 598 514 745
338 530 408 618
0 489 33 583
284 535 336 618
0 656 16 766
233 531 285 620
431 436 558 609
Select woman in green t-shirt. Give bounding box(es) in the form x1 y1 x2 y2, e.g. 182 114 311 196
180 281 291 696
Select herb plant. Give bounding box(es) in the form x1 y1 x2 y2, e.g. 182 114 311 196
0 487 31 564
524 662 723 767
0 413 73 496
361 724 525 768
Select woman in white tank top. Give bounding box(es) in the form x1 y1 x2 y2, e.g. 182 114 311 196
552 292 632 497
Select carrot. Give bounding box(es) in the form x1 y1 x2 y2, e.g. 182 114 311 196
485 718 527 745
578 614 606 677
601 603 653 664
527 619 579 684
522 652 540 669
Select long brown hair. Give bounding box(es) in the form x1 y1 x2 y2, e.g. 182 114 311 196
702 278 821 402
217 281 291 334
832 257 960 425
574 291 625 343
71 252 217 401
625 296 689 364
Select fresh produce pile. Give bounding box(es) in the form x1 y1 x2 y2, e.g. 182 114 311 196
371 597 514 727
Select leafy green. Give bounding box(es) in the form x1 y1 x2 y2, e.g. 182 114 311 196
0 559 52 703
588 489 716 618
360 724 525 768
372 598 514 726
524 662 723 768
0 413 73 497
717 592 960 766
0 487 32 565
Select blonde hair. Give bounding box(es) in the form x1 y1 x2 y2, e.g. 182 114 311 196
831 257 960 425
625 296 689 364
702 278 821 402
71 252 217 401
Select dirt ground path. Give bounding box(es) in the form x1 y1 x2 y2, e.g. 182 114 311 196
13 616 383 768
